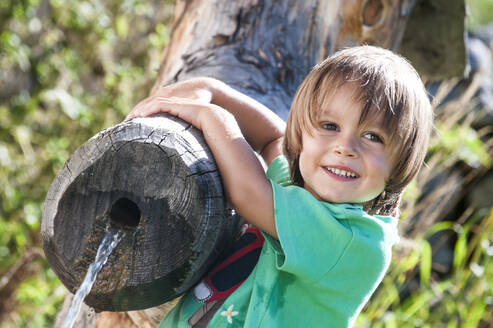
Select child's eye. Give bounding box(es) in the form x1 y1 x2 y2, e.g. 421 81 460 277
363 132 384 144
320 122 338 131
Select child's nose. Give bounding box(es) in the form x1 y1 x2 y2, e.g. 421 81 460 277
333 139 357 158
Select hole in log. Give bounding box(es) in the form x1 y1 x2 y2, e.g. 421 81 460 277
362 0 384 27
109 197 141 228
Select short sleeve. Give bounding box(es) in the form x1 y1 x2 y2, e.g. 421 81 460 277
266 156 291 186
265 182 354 282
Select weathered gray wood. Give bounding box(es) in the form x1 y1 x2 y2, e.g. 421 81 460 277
42 114 241 311
151 0 463 117
399 0 467 80
152 0 339 120
152 0 416 120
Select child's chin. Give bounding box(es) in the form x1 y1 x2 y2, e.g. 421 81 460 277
315 190 372 204
323 195 369 204
320 195 354 204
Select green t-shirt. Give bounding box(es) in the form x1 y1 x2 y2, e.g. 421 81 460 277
159 156 399 327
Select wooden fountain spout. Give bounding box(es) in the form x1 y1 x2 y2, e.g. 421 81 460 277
42 114 241 311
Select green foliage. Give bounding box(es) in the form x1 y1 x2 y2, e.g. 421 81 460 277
358 209 493 327
0 0 173 326
431 123 492 169
467 0 493 31
14 268 66 328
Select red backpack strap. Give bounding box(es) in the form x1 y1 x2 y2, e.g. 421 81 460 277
192 226 264 303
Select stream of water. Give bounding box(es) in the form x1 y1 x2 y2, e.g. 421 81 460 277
61 228 125 328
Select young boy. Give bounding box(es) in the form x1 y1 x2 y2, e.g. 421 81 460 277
127 45 433 327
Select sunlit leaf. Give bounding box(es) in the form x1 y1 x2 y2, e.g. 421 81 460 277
420 240 432 287
453 226 469 271
115 15 129 38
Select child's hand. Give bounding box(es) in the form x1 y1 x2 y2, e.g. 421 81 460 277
126 78 213 121
154 79 213 102
126 96 224 131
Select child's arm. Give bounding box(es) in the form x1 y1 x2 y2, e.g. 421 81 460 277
128 78 285 165
205 78 286 166
127 78 285 238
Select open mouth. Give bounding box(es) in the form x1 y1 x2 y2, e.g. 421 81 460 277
324 166 359 179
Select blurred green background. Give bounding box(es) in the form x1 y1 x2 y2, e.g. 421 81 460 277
0 0 492 327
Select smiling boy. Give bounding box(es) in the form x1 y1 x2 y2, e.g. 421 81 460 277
128 45 433 327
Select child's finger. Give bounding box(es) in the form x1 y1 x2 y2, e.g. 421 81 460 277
153 97 204 124
126 97 168 120
153 97 225 129
155 80 213 103
126 96 216 130
126 98 152 120
126 94 210 121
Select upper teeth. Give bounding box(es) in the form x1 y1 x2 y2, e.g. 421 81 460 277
327 167 357 178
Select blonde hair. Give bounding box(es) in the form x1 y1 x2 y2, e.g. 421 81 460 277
283 45 433 216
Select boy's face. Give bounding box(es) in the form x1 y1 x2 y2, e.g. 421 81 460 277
299 83 393 204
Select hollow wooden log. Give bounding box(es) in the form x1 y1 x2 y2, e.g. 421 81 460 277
42 114 241 311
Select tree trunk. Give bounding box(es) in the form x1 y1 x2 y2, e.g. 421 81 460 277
49 0 466 326
150 0 417 120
